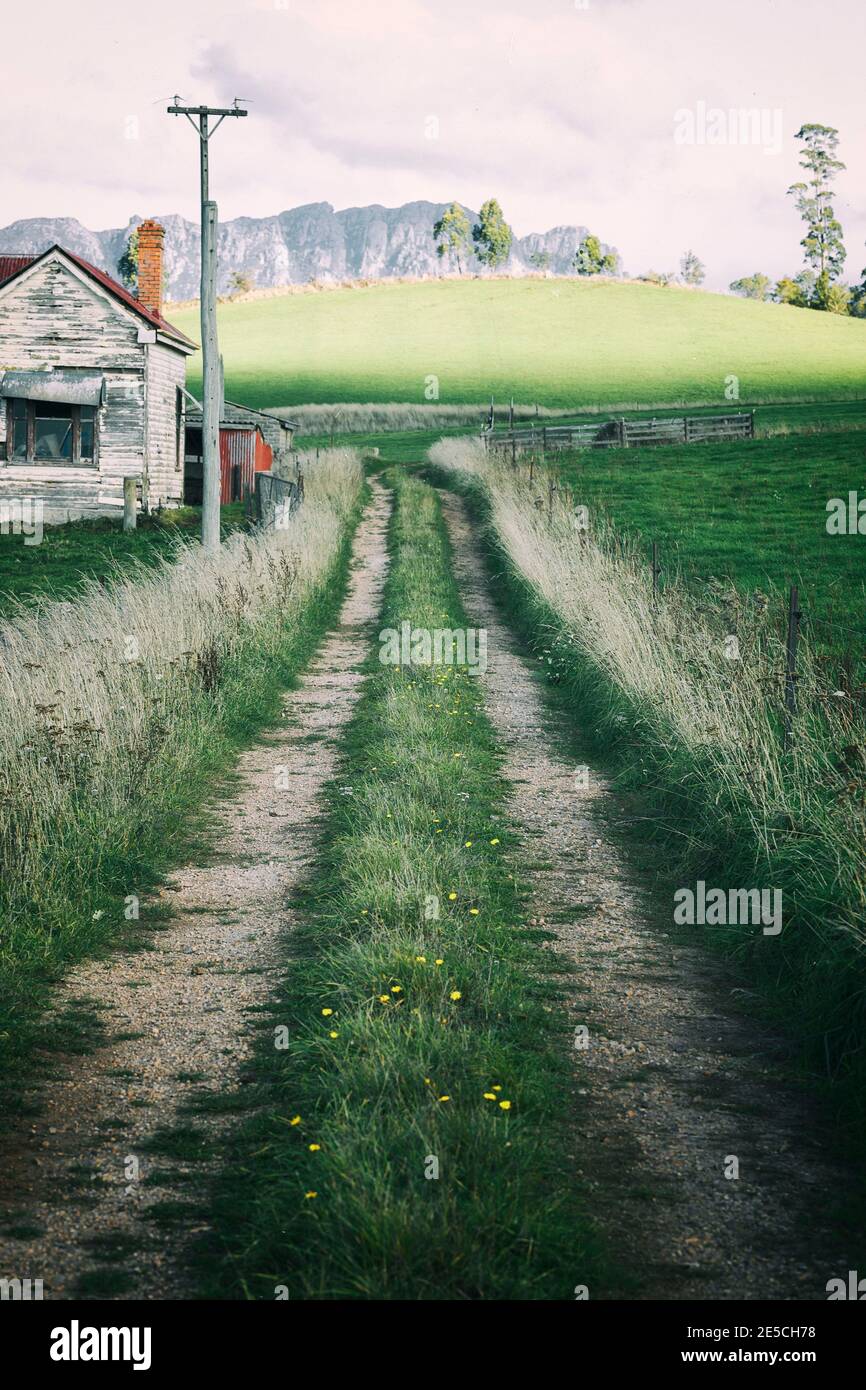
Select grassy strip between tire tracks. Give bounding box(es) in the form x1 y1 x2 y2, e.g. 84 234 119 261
195 468 606 1300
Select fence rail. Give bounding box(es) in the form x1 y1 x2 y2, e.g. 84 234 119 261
483 411 754 453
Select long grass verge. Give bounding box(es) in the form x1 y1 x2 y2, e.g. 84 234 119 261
196 469 604 1300
426 438 866 1149
0 448 364 1112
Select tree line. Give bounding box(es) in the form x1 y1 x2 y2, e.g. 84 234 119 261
432 200 705 287
432 200 619 277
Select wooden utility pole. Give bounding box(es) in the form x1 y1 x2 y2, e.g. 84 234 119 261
168 100 247 551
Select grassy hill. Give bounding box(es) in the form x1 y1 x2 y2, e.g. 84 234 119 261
170 277 866 411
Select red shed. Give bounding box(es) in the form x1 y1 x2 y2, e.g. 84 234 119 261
183 397 291 505
217 424 273 504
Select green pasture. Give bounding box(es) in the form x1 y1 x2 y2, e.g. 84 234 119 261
170 277 866 412
553 430 866 666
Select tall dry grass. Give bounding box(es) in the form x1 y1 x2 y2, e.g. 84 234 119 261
0 448 363 1084
271 402 578 435
429 437 866 1108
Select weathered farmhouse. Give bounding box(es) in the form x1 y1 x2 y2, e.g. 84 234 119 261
0 221 195 521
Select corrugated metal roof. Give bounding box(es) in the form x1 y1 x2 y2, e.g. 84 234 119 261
0 255 36 284
0 246 196 349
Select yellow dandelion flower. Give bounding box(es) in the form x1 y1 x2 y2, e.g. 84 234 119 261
321 1008 334 1017
415 955 427 963
290 1115 302 1125
469 908 480 916
499 1100 512 1111
378 994 390 1004
391 985 402 993
490 838 500 845
450 990 462 1001
491 1085 502 1092
435 958 444 966
329 1031 338 1039
438 1095 451 1103
309 1143 321 1152
424 1077 432 1085
448 892 457 901
483 1092 496 1101
464 840 473 848
304 1191 317 1200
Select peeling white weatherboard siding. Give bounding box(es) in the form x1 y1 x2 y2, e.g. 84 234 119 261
144 340 186 507
0 253 192 520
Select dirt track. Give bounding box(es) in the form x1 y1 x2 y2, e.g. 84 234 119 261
441 486 855 1301
0 484 390 1299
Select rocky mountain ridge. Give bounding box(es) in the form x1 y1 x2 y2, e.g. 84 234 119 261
0 201 618 299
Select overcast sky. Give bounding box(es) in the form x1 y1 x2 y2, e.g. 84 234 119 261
3 0 865 288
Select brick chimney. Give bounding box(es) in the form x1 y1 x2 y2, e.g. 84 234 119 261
136 220 165 319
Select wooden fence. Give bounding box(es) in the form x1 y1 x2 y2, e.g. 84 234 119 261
483 411 755 454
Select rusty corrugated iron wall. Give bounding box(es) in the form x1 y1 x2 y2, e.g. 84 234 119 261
218 427 273 504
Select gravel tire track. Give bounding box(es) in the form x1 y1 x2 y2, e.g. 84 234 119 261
0 482 390 1300
441 486 855 1302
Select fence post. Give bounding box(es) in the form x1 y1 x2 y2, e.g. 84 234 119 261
783 585 801 749
750 410 756 439
651 541 661 602
619 418 627 448
123 476 137 531
509 396 515 430
683 416 689 444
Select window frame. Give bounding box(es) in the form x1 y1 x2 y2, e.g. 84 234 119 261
4 397 98 467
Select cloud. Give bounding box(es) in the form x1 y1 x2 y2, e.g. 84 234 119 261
2 0 865 288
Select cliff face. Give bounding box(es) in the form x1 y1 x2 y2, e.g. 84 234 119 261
0 203 618 299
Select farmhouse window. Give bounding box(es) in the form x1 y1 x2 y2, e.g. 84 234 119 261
4 399 97 465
